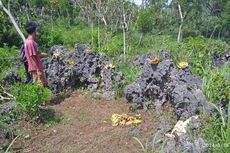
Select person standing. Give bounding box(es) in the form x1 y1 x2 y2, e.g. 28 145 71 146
24 22 48 87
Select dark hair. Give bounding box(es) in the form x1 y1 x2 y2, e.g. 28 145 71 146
25 22 37 34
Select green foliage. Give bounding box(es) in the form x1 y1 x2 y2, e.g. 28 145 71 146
0 44 18 73
203 66 230 105
40 28 64 48
137 9 154 34
168 37 229 77
12 83 52 117
202 104 230 153
39 19 91 49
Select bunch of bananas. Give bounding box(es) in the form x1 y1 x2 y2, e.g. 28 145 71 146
85 49 93 55
149 57 160 65
177 62 189 69
68 60 76 67
105 63 116 69
53 52 60 58
111 113 141 127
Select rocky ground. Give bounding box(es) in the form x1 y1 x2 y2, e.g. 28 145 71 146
124 50 221 152
0 45 229 152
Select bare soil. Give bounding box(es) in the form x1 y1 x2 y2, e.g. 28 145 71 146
13 92 160 153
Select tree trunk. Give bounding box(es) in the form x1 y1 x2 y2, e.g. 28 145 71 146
138 33 143 46
41 6 44 16
210 25 218 39
122 3 127 61
25 2 30 21
0 0 26 42
142 0 145 8
91 16 94 45
177 1 183 43
66 9 71 27
178 24 183 42
101 15 107 26
97 17 101 51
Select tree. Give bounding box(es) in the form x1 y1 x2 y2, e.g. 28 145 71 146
137 9 154 34
0 0 25 42
177 0 183 42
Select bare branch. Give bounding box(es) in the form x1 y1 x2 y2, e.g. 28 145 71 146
0 0 25 42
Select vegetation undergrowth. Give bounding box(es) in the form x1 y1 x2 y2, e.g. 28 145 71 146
12 83 52 118
0 1 230 151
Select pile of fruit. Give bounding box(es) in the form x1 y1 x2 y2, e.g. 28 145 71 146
111 113 142 126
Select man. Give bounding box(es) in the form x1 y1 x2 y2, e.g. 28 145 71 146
24 22 48 87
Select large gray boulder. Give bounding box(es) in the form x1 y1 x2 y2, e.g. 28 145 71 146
44 45 124 99
124 50 217 119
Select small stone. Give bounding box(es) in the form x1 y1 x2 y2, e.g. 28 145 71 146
24 134 30 139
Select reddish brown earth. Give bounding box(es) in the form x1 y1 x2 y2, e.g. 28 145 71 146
13 92 160 153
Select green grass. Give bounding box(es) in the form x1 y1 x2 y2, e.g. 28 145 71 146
1 19 230 152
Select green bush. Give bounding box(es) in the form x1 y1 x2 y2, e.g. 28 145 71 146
168 37 229 77
202 103 230 153
0 44 18 73
203 65 230 105
137 9 154 34
39 26 64 49
12 83 52 116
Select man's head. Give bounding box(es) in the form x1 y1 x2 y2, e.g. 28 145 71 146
25 22 37 37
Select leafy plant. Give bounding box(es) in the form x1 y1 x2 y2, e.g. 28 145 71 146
0 44 18 73
204 69 230 105
12 83 52 117
137 9 154 35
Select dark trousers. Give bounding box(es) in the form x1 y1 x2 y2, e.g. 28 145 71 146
24 62 32 83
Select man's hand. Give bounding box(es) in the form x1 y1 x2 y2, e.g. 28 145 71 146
37 70 42 76
40 52 47 58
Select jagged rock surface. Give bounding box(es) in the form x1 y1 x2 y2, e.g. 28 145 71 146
212 51 230 67
0 71 21 87
124 50 217 119
153 116 208 153
44 45 124 99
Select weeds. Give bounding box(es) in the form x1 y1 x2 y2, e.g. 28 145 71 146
12 83 52 117
133 136 167 153
4 135 20 153
133 137 148 153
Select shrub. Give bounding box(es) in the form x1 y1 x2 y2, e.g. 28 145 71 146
0 44 18 73
203 65 230 105
168 37 229 77
39 26 64 49
202 102 230 153
137 9 154 35
12 83 52 117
